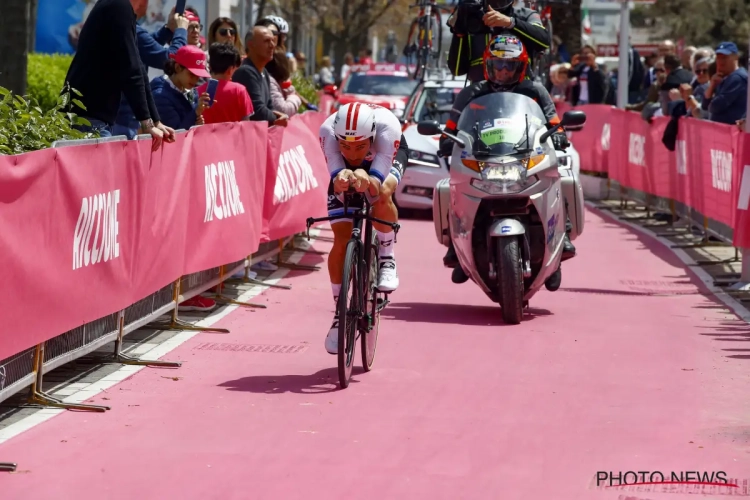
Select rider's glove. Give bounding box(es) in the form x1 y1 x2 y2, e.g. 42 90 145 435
306 104 319 111
552 131 569 151
439 134 454 157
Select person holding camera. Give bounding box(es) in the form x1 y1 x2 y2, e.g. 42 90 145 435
446 0 550 83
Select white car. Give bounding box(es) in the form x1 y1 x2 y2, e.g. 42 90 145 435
396 77 467 209
395 75 582 209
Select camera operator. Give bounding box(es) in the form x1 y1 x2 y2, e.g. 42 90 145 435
446 0 550 83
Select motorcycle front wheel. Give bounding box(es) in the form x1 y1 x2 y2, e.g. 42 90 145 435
496 237 524 324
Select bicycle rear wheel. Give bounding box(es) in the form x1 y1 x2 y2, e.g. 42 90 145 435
404 18 423 80
361 237 380 371
338 239 360 388
429 9 443 69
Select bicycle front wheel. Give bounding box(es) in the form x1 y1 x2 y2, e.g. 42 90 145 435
338 239 360 388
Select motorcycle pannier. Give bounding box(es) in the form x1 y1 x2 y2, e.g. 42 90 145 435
433 178 451 246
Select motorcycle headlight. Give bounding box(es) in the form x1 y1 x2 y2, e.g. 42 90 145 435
468 160 537 194
408 150 440 167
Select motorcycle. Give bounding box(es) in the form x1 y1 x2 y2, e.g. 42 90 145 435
417 92 586 324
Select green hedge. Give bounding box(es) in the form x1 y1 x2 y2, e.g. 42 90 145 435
291 72 320 112
0 84 96 155
27 53 73 113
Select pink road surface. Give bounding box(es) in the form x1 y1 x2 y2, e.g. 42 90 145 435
2 208 750 500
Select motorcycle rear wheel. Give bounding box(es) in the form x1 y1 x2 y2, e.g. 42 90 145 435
496 237 524 324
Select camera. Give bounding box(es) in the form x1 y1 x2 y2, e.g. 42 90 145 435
453 0 492 35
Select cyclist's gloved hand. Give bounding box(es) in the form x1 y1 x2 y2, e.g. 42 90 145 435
552 131 569 151
306 104 319 111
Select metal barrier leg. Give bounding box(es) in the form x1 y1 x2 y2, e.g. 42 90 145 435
691 247 740 267
671 217 731 249
148 279 230 334
0 462 16 472
289 234 328 255
224 254 292 290
275 240 320 271
28 345 109 412
114 314 181 368
212 266 267 308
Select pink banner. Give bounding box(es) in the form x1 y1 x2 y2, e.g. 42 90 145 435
566 104 611 174
260 126 285 243
646 117 675 200
263 115 329 242
183 122 267 274
0 144 142 360
683 118 736 226
733 133 750 247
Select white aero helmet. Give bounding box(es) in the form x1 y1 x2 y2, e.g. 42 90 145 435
333 103 376 142
263 15 289 34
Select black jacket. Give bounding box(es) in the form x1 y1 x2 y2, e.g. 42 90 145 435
446 5 550 83
568 63 608 105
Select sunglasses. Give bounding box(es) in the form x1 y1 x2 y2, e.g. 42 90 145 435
218 28 236 36
490 60 518 71
269 30 280 36
188 24 203 31
695 68 708 74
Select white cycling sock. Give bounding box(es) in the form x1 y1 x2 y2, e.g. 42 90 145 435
331 283 341 304
376 230 395 259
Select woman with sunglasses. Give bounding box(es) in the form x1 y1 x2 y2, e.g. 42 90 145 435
208 17 244 56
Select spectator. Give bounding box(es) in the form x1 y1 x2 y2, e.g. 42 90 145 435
340 53 354 83
266 49 302 117
255 15 289 53
207 17 244 57
658 39 676 57
151 45 211 131
198 43 254 124
627 57 665 121
690 47 715 86
317 56 335 87
568 45 607 105
63 0 173 150
681 46 697 70
232 27 288 126
703 41 748 125
359 48 374 65
185 8 203 49
549 63 573 103
684 58 714 119
295 52 308 76
114 9 190 139
659 54 693 115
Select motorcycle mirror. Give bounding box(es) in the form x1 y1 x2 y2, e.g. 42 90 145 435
561 110 587 128
417 120 441 135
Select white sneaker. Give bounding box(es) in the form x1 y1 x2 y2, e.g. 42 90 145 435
377 258 399 292
325 314 339 354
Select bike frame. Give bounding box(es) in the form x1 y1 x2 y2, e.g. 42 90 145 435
306 191 400 332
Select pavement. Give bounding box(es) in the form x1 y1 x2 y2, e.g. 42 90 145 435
1 205 750 500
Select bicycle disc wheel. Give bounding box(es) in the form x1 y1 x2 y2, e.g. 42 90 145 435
361 238 380 371
338 239 359 388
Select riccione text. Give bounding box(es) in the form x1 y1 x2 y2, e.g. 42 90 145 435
73 189 121 270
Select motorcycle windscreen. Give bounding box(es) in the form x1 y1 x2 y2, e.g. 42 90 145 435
456 92 547 156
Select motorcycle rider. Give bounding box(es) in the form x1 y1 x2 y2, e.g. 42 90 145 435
439 35 576 284
446 0 550 83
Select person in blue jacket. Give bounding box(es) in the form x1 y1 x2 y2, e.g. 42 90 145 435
150 45 212 131
113 8 190 138
702 41 748 125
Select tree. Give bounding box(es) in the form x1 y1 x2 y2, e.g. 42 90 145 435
642 0 750 47
0 0 35 95
270 0 406 72
550 0 582 57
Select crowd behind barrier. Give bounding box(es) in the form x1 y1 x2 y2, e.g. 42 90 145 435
0 95 336 408
557 103 750 249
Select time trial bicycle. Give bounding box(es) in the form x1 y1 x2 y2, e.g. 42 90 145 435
306 188 400 388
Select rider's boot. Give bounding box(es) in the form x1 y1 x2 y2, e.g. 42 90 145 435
443 241 459 268
452 266 469 284
376 231 399 292
562 216 576 261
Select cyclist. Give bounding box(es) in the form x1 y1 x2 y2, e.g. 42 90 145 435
439 35 575 284
319 102 409 354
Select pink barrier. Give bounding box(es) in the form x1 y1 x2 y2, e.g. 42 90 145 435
568 104 750 248
0 112 331 361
